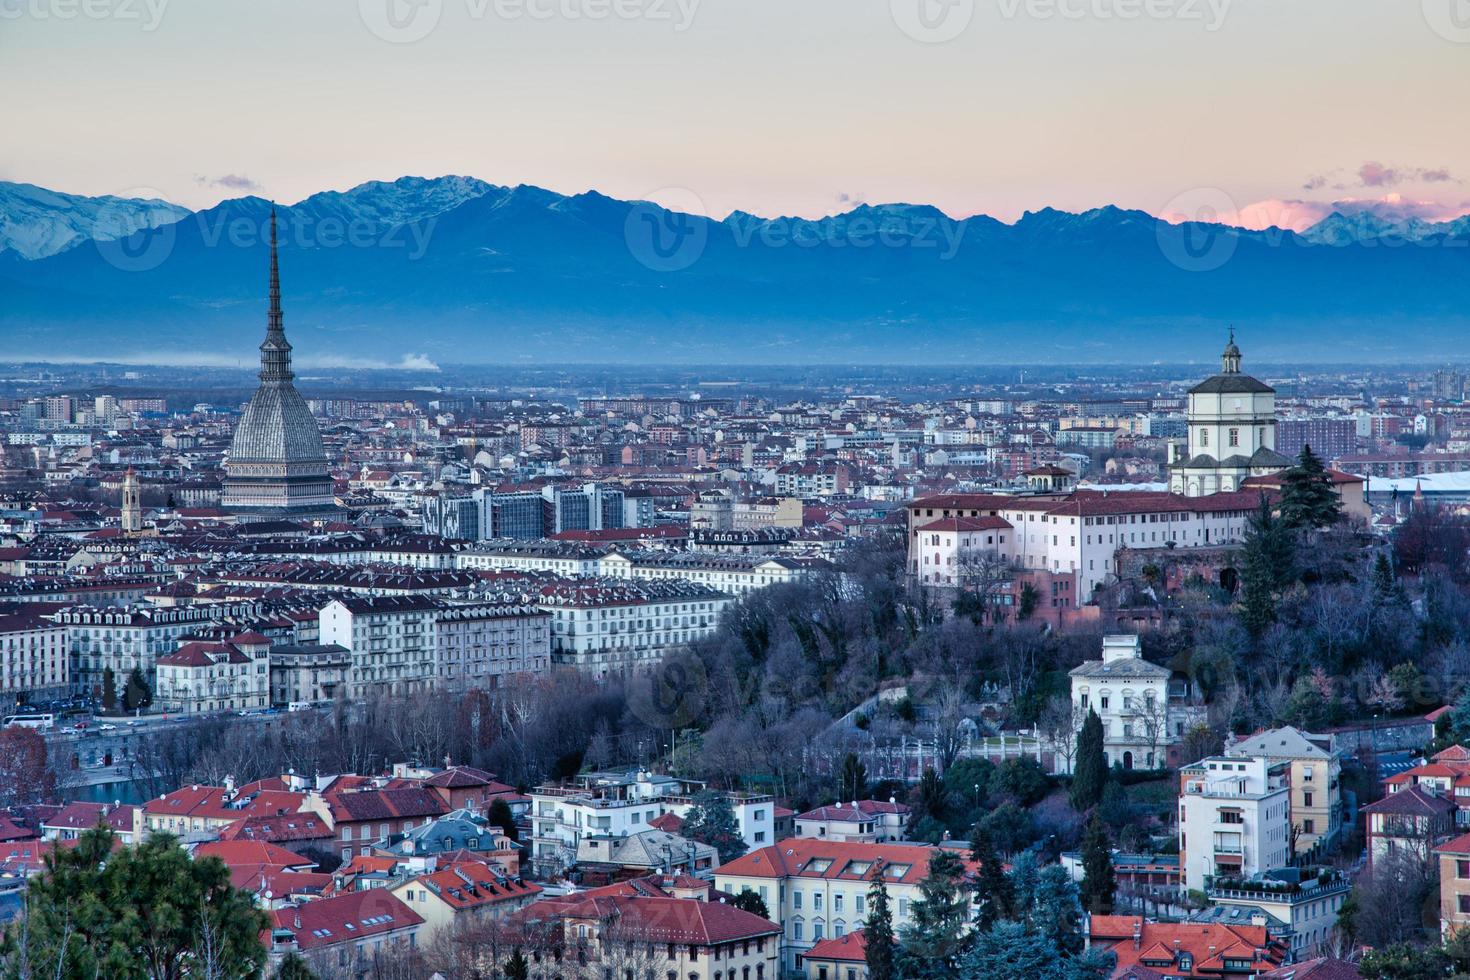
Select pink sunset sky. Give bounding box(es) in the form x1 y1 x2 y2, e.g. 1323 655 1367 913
1 0 1466 231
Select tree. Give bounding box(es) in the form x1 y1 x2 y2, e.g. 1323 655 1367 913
1032 864 1085 955
864 865 898 980
123 665 152 712
2 825 267 979
1070 709 1107 812
0 725 56 810
1357 942 1450 980
681 789 747 864
275 953 320 980
504 948 530 980
900 849 971 979
1239 494 1295 638
839 752 868 802
730 889 769 919
962 922 1065 980
969 824 1014 930
1279 445 1340 530
102 666 118 713
1078 816 1116 915
911 766 950 831
488 796 519 843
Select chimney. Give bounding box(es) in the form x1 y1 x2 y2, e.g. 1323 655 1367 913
1133 921 1142 949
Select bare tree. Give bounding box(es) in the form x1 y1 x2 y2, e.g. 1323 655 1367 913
1037 694 1085 774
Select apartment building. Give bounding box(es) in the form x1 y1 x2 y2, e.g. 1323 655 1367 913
1178 756 1292 894
793 801 911 843
530 769 774 877
533 579 730 677
432 600 551 687
57 600 261 694
1436 832 1470 936
319 596 439 699
1226 727 1341 853
154 634 271 714
715 840 968 976
0 604 70 708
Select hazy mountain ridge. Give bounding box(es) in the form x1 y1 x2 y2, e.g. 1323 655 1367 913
2 178 1468 365
0 182 192 260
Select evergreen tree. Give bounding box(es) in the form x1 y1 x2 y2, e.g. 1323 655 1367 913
1006 850 1040 928
1078 815 1116 915
101 666 117 713
1279 444 1340 530
1238 494 1294 638
1 825 267 978
913 766 949 828
839 752 869 802
488 797 519 843
1032 865 1085 955
275 953 320 980
1373 552 1408 608
1069 709 1107 812
899 849 971 980
123 665 152 712
730 889 769 919
864 865 898 980
968 824 1014 929
961 922 1065 980
681 789 747 864
504 948 530 980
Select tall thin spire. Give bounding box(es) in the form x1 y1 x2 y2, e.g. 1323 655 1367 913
259 207 293 383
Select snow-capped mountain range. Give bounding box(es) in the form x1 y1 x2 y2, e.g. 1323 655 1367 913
1 176 1467 365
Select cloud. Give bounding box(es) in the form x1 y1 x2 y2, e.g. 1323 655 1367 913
1229 194 1470 232
1422 168 1454 183
195 173 263 192
1302 174 1329 191
1358 161 1399 187
398 353 440 371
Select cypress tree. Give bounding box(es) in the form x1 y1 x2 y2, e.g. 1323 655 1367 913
1079 815 1116 915
1070 709 1107 812
101 667 117 713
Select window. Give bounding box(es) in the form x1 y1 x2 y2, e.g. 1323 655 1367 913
1458 860 1470 880
1303 792 1314 808
1228 428 1239 447
1461 894 1470 914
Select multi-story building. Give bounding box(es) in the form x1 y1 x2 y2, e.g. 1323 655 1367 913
1276 417 1357 461
715 840 968 976
793 801 910 843
1383 744 1470 828
1069 634 1203 772
1178 756 1292 894
433 600 551 687
267 890 423 974
773 462 849 498
319 596 440 699
601 551 831 597
530 769 774 877
534 579 731 677
1435 832 1470 936
0 605 70 709
268 642 351 706
154 634 271 714
1363 784 1456 867
421 493 480 540
1201 868 1350 958
906 489 1263 596
1226 727 1341 853
58 601 262 695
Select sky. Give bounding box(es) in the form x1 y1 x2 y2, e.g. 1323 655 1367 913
2 0 1468 229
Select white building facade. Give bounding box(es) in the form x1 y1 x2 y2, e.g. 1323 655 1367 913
1178 755 1292 894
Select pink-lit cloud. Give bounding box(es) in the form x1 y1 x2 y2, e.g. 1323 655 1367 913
1228 193 1470 232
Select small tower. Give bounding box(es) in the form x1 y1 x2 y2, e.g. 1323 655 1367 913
121 466 142 533
1221 326 1242 374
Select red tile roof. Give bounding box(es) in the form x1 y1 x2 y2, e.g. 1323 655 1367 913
269 890 423 951
1091 918 1287 977
806 929 867 962
716 839 961 886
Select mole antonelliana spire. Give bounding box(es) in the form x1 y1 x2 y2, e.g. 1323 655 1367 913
220 208 339 521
